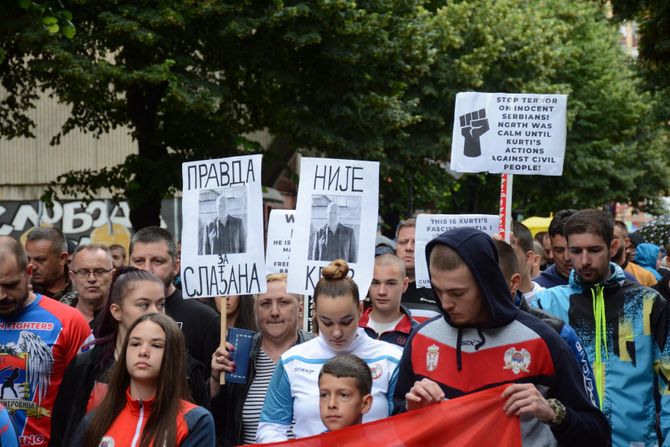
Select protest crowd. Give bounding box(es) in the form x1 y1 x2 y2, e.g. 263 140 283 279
3 200 670 447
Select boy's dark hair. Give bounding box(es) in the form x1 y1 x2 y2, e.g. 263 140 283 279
428 244 465 271
565 209 614 247
548 209 577 238
512 221 533 253
493 239 520 282
319 354 372 396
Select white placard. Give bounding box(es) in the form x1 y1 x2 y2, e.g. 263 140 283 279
287 157 379 297
266 209 295 275
415 214 499 288
180 154 267 298
450 92 567 175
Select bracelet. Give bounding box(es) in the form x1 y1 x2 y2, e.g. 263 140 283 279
546 398 566 426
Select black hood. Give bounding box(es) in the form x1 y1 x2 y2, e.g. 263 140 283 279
425 227 518 329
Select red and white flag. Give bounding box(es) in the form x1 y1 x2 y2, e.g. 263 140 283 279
244 385 522 447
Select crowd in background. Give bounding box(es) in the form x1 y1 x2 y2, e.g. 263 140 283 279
0 209 667 446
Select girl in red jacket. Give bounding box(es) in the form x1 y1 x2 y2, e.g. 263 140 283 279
76 313 214 447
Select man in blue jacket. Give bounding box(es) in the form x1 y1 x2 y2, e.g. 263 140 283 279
394 227 610 446
534 209 576 288
532 209 670 446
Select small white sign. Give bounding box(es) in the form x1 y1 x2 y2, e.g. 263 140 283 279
451 92 567 175
180 154 267 298
287 157 379 297
415 214 499 288
265 209 295 275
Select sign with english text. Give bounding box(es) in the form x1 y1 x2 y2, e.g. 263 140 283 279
265 209 295 275
451 92 567 175
415 214 499 288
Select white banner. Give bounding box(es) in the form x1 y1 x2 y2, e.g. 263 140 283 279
415 214 499 288
287 157 379 297
451 92 567 175
180 154 267 298
266 209 295 275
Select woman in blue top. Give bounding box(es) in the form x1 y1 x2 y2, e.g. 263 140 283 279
255 260 402 442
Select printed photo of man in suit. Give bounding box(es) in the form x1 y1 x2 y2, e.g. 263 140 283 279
309 202 357 263
202 195 246 255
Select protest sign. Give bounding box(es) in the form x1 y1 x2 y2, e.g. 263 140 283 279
415 214 499 288
266 209 295 275
451 92 567 175
180 154 266 298
287 157 379 297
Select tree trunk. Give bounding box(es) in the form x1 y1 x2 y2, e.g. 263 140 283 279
126 80 168 232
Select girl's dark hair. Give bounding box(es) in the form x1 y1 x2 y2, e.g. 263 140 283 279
90 267 165 370
83 313 189 447
93 267 163 339
234 295 258 332
313 259 359 309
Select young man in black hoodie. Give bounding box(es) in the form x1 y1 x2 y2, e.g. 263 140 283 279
393 227 610 446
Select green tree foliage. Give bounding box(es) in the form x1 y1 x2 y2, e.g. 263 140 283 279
0 1 75 139
2 0 667 232
15 0 433 230
608 0 670 121
378 0 669 230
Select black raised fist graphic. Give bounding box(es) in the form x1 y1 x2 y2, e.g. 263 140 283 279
460 109 489 157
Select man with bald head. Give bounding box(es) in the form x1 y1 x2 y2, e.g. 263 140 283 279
0 237 91 447
309 202 357 263
203 194 246 255
69 244 115 324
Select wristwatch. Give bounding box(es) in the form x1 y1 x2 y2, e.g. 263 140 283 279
546 398 566 426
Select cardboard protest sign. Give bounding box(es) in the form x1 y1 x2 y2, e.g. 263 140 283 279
415 214 499 288
180 154 266 298
287 157 379 297
266 209 295 275
451 92 567 175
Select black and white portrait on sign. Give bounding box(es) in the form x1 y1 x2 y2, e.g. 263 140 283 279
308 195 360 263
198 186 247 255
287 157 379 297
181 154 266 298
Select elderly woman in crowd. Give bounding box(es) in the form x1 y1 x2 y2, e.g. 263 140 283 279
210 274 313 447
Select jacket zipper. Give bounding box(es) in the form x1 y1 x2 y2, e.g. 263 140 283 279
131 399 144 447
